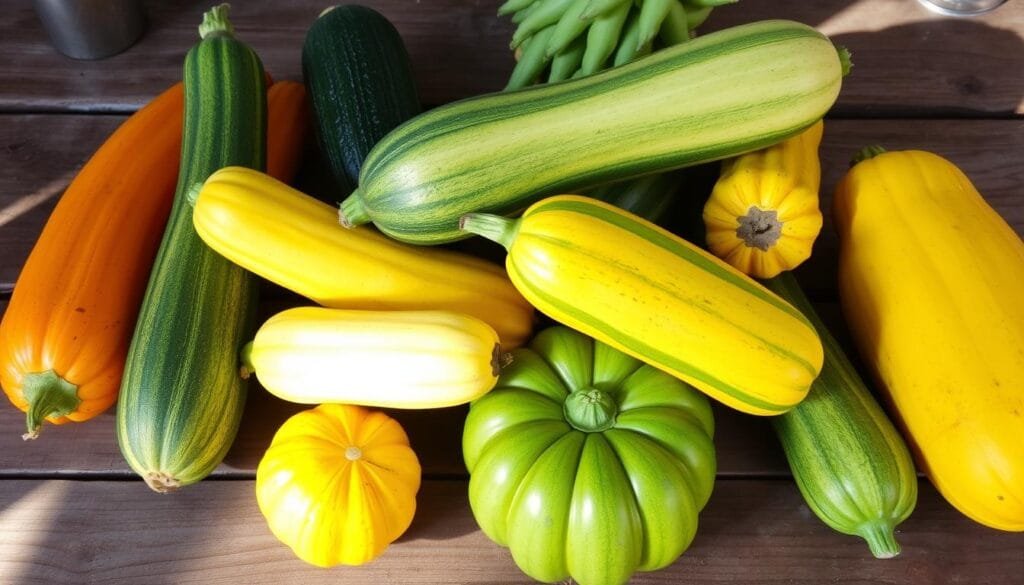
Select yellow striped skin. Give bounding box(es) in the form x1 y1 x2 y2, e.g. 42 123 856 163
704 120 824 278
462 195 824 415
193 167 534 348
256 404 421 567
834 149 1024 532
244 307 501 409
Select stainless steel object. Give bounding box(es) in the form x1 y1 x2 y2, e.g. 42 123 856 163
32 0 146 60
918 0 1009 16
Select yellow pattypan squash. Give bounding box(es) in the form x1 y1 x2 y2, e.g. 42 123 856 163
256 403 421 567
703 120 824 278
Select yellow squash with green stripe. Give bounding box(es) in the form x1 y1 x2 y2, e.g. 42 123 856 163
461 195 824 415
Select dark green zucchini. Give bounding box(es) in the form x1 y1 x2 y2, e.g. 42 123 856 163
302 5 421 194
116 5 266 492
764 272 918 558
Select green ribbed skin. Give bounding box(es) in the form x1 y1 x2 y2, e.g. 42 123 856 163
463 326 716 585
302 5 420 194
765 272 918 558
116 8 266 493
340 20 845 245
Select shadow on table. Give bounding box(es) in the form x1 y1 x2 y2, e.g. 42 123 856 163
828 18 1024 117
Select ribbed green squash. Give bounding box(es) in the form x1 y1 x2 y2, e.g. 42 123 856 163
116 6 266 492
463 326 716 585
339 19 849 244
765 272 918 557
302 5 420 193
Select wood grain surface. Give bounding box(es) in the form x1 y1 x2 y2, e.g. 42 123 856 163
2 0 1022 114
0 479 1020 585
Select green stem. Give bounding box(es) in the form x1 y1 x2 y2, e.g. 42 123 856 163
239 342 255 379
459 213 520 251
836 45 853 77
338 191 370 228
851 145 888 167
199 4 235 40
21 370 80 440
185 181 203 207
857 521 901 559
563 387 618 432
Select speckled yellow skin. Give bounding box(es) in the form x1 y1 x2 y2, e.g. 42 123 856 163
256 404 421 567
704 120 824 279
833 149 1024 532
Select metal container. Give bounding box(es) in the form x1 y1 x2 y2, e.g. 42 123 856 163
33 0 146 60
918 0 1009 16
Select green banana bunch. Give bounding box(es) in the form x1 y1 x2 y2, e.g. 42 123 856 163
502 0 736 89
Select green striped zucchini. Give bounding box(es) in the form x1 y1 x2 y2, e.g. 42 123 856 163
302 5 420 193
339 19 849 244
764 272 918 557
460 195 824 416
116 5 266 492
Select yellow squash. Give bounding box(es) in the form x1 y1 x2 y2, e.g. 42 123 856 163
192 166 534 348
256 403 421 566
242 307 502 409
460 195 824 416
834 147 1024 532
703 120 824 278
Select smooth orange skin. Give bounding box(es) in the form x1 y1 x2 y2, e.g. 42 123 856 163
266 81 310 183
0 83 185 426
0 79 310 430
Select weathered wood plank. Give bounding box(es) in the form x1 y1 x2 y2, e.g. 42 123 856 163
0 478 1020 584
2 0 1022 115
0 115 123 293
4 116 1020 293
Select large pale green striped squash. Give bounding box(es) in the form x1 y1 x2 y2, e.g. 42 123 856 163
339 19 849 244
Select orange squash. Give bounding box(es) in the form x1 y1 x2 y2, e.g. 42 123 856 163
0 80 310 439
0 83 185 439
266 81 310 182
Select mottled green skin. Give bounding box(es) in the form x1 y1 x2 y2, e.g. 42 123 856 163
345 20 844 244
765 273 918 558
116 25 266 490
302 5 421 194
463 326 716 585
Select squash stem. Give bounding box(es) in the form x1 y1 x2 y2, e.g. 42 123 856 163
851 145 887 167
21 370 80 440
239 342 255 379
836 45 853 77
144 471 182 494
857 521 901 559
459 213 520 251
563 387 618 432
198 4 235 40
338 191 370 228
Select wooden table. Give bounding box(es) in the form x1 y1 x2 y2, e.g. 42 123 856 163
1 1 1022 583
